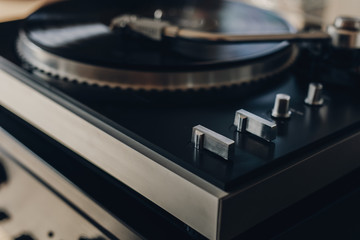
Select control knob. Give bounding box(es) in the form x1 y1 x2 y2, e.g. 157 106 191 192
305 82 324 106
271 94 291 119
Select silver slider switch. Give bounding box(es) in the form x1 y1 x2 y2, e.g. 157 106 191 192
192 125 234 160
305 82 324 106
234 109 277 142
271 93 291 119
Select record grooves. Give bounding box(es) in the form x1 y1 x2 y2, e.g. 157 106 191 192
17 0 297 91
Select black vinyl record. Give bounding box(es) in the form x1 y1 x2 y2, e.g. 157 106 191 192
17 0 297 91
22 0 294 69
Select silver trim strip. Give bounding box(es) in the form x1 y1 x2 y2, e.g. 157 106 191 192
0 69 227 239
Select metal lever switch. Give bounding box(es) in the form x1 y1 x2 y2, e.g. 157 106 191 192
234 109 277 142
192 125 234 160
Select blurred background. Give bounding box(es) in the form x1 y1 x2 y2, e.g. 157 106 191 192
1 0 360 30
0 0 60 22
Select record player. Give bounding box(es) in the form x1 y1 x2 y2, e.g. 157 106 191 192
1 0 360 239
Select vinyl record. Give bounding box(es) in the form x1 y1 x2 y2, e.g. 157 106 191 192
17 0 297 90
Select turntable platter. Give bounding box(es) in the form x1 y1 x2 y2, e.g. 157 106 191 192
17 0 297 91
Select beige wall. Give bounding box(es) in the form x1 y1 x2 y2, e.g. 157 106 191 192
239 0 360 30
323 0 360 23
0 0 60 22
1 0 358 28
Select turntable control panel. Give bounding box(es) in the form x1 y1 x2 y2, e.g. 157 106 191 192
192 82 326 160
10 0 360 192
2 1 360 238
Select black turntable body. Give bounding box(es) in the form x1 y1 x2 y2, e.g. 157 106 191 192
1 1 360 239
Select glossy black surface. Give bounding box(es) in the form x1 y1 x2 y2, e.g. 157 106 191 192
23 0 292 70
86 72 360 190
274 186 360 240
235 163 360 240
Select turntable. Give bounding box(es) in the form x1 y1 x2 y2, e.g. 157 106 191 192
1 0 360 239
